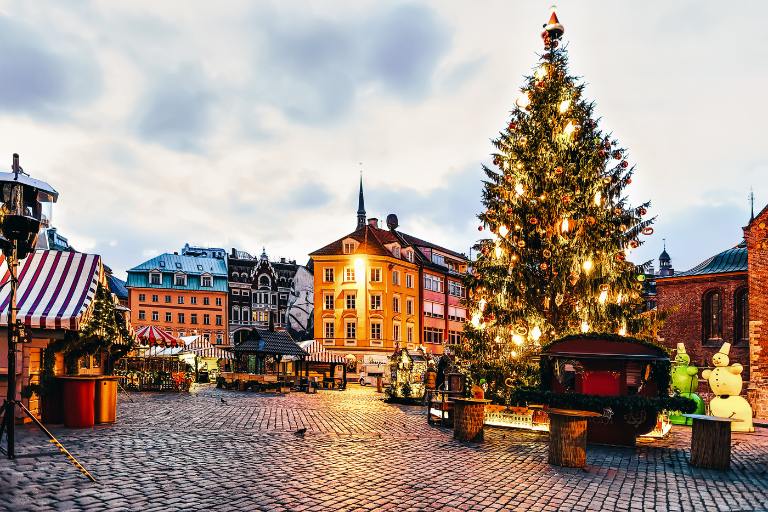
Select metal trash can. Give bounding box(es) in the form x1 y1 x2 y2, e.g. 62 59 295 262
94 377 118 424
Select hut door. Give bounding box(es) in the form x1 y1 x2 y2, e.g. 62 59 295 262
580 370 621 396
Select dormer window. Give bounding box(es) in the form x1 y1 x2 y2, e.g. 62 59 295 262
174 272 187 286
342 238 358 254
201 274 213 287
197 265 203 271
149 272 162 285
175 262 182 269
404 250 413 262
159 261 166 268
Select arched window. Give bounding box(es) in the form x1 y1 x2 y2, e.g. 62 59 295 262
232 307 240 323
703 290 722 341
734 287 749 343
242 307 251 325
259 275 270 288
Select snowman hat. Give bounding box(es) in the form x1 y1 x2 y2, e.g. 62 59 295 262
718 342 731 355
676 343 687 354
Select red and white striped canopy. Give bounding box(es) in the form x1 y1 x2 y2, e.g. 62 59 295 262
0 250 102 330
301 339 346 364
135 325 179 347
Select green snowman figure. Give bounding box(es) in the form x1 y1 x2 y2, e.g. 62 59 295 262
669 343 705 425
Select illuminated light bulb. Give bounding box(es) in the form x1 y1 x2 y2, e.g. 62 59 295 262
510 350 518 358
479 299 487 312
616 293 623 305
560 217 570 233
594 191 602 206
494 245 503 259
495 335 502 344
559 99 571 113
618 324 627 336
582 258 594 274
531 325 542 341
514 224 521 230
471 313 481 328
599 290 608 304
514 183 525 196
510 254 518 262
580 320 590 333
535 64 548 80
563 121 577 137
512 334 524 346
498 224 509 237
516 92 531 109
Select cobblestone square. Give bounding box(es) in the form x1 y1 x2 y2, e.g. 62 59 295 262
1 385 767 511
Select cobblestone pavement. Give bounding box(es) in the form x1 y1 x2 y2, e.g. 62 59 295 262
1 385 768 511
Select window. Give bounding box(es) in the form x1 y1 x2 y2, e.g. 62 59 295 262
406 274 414 288
178 296 184 304
174 273 187 286
703 290 723 342
393 295 400 313
203 297 210 306
393 323 401 342
448 306 467 322
165 312 172 322
197 265 203 271
392 271 400 286
175 262 182 269
203 333 210 343
324 321 335 340
232 307 240 323
152 294 158 303
404 250 413 262
165 295 171 303
370 294 382 310
391 245 401 258
432 253 446 267
233 289 240 296
735 287 749 343
190 296 197 305
370 268 381 282
138 310 146 320
150 272 161 285
242 290 250 297
407 324 414 343
216 297 222 306
152 311 159 321
370 321 382 340
324 293 334 310
203 314 210 325
424 301 445 318
138 293 146 302
216 315 222 326
324 268 334 282
346 293 356 310
424 275 444 292
191 314 198 325
216 333 223 344
424 327 444 344
159 261 166 268
259 275 270 288
243 307 250 324
448 281 465 298
343 242 355 254
449 330 462 344
201 275 212 287
346 320 356 340
406 298 414 316
344 267 355 282
178 313 185 324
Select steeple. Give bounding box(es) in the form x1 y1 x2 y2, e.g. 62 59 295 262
659 239 673 276
750 188 755 223
357 173 366 230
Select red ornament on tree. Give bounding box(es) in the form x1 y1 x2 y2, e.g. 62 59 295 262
508 122 516 131
478 225 484 231
620 160 629 168
613 150 622 160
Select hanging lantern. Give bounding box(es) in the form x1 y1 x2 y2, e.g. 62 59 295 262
560 217 570 233
582 258 594 274
580 320 590 333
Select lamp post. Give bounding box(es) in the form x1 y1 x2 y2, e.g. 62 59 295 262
0 154 57 459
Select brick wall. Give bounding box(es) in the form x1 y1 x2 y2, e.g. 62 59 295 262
745 209 768 417
656 273 749 392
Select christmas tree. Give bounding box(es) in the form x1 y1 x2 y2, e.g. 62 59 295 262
456 10 658 402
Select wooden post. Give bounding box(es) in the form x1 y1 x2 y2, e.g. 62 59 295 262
690 418 732 470
548 414 588 468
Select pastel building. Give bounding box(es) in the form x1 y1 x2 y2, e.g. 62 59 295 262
127 253 229 345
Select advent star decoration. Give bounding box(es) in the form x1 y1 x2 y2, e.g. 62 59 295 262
455 8 658 401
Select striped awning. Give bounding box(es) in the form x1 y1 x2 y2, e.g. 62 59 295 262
0 250 102 330
135 325 179 347
300 339 346 364
181 336 231 359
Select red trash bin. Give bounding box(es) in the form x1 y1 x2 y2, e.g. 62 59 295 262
61 377 96 428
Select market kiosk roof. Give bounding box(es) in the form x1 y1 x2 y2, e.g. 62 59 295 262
230 329 307 358
0 250 102 330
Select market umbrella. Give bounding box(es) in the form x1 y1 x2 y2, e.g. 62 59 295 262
135 325 179 347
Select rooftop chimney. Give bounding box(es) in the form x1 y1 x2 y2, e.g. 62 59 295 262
368 218 379 228
281 257 286 263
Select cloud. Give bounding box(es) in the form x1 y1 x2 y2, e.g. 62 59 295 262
0 16 101 117
136 65 214 152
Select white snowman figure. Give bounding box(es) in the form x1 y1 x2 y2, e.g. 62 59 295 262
701 342 754 432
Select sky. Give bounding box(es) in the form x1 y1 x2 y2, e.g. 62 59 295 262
0 1 765 277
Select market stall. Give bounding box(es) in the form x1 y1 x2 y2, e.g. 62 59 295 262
180 336 231 383
114 326 191 391
293 339 347 390
387 347 430 401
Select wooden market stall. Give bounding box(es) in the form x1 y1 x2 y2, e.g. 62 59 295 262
294 339 348 390
219 328 307 392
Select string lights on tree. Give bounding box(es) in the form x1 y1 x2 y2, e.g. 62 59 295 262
454 8 660 403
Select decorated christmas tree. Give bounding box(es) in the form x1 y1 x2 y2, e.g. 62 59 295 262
455 9 658 402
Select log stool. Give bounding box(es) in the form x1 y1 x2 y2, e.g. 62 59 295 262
453 398 491 441
683 414 740 470
547 408 602 468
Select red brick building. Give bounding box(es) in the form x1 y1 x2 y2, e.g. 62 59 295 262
656 204 768 416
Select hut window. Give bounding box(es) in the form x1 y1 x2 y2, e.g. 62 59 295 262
734 287 749 344
703 290 722 341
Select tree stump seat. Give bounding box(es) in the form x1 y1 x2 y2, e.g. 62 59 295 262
547 408 602 468
684 414 740 470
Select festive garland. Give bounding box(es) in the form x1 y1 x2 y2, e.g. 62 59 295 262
541 332 670 355
510 387 696 415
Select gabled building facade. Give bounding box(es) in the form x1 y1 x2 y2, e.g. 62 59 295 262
127 253 229 345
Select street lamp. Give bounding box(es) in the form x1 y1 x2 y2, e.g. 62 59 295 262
0 154 57 460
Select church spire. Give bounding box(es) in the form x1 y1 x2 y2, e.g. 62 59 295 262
357 171 366 229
